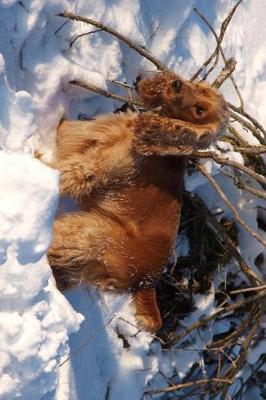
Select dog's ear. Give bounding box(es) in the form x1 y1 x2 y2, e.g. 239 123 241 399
133 112 215 156
136 72 178 108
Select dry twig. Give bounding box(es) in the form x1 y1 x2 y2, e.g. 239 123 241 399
60 314 116 367
192 150 266 187
229 102 266 139
189 193 264 286
212 58 236 88
230 285 266 295
59 11 170 71
144 378 233 395
193 5 244 109
230 110 265 144
220 170 266 201
167 289 266 347
70 79 142 106
69 29 103 48
191 0 243 82
197 163 266 247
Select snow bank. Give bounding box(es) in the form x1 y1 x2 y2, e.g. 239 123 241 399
0 55 82 400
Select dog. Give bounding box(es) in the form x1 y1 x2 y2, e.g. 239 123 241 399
46 72 228 332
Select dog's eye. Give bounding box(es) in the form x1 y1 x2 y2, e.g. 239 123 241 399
195 106 205 116
171 80 182 93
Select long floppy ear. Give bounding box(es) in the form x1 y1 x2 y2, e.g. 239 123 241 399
136 72 177 108
133 112 216 156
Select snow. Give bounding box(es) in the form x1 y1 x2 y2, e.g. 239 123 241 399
0 0 265 399
0 154 82 399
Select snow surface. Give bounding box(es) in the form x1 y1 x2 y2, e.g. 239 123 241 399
0 0 265 399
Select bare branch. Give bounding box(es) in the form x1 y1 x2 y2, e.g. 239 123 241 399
167 290 266 347
197 163 266 247
230 285 266 295
144 378 233 395
190 193 263 286
193 6 244 110
70 29 103 48
219 305 264 398
230 110 265 144
192 0 243 81
233 145 266 155
212 58 236 88
229 101 266 140
228 125 250 146
192 150 266 187
60 314 116 367
55 20 70 35
220 170 266 201
58 11 170 71
69 80 142 106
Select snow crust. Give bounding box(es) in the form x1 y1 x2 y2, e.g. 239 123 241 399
0 0 265 399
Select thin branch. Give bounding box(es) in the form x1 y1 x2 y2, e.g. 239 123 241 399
228 125 250 146
229 102 266 139
211 304 258 349
168 290 266 347
230 285 266 295
212 58 236 88
54 20 70 35
191 0 243 81
58 11 170 71
144 378 233 395
220 170 266 201
189 193 263 286
70 29 103 48
231 359 265 400
108 80 133 89
192 150 266 187
234 181 266 200
60 314 116 367
230 110 265 145
197 163 266 247
69 80 142 106
233 145 266 155
220 306 264 399
193 6 244 110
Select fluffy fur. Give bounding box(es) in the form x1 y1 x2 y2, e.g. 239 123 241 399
46 72 228 332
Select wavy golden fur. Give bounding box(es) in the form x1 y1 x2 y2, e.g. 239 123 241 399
46 72 228 332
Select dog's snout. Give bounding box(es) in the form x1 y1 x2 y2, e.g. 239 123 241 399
171 79 182 93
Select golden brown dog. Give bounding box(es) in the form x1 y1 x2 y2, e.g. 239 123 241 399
46 72 228 332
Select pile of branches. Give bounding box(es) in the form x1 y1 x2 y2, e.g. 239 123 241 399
58 1 265 398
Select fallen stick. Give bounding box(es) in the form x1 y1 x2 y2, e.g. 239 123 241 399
58 11 170 71
193 150 266 187
144 378 233 395
191 0 243 82
167 289 266 347
197 163 266 247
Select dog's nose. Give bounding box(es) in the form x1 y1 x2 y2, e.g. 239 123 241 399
171 79 182 93
133 75 142 91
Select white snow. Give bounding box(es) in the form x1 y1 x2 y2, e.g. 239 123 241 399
0 0 265 399
0 153 82 399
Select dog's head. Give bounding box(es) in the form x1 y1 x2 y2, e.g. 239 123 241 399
136 72 229 137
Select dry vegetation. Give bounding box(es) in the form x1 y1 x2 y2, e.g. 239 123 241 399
59 1 265 398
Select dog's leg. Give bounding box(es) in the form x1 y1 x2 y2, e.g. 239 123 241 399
48 213 113 290
132 288 162 333
133 112 216 156
49 154 105 199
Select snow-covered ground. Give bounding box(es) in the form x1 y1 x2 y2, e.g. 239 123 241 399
0 0 265 399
